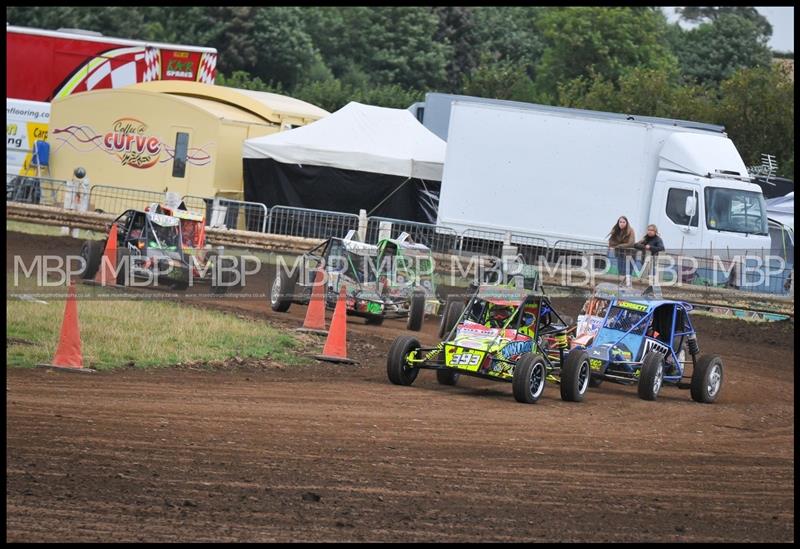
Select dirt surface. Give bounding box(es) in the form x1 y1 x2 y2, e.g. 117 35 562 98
6 231 795 542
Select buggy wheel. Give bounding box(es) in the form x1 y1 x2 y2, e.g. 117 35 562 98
512 353 547 404
170 268 191 291
80 240 105 280
560 349 591 402
438 298 465 338
589 376 604 388
115 248 130 286
365 314 385 326
211 255 237 295
436 369 460 386
387 336 421 386
691 354 723 403
406 289 426 332
638 351 665 401
270 268 297 312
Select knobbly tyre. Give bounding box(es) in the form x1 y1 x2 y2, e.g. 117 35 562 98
271 230 408 327
375 232 441 331
569 296 724 403
80 203 238 293
386 282 591 404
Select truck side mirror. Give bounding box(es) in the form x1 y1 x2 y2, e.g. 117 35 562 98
684 195 697 218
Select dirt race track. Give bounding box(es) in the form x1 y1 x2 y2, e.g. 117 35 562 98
6 232 795 542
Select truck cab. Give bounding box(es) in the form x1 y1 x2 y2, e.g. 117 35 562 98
650 132 770 253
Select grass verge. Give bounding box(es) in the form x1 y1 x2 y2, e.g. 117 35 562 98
7 279 310 371
7 220 105 240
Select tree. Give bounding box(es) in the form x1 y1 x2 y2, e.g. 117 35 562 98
677 6 772 37
470 7 545 78
462 57 538 102
305 7 451 90
433 7 480 92
671 13 773 86
534 7 678 102
557 67 718 124
716 64 795 179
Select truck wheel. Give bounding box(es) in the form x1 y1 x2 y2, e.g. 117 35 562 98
406 290 426 331
560 349 590 402
80 240 105 280
691 355 724 403
436 369 459 386
270 269 297 312
387 336 421 386
638 351 665 401
512 353 547 404
439 299 465 339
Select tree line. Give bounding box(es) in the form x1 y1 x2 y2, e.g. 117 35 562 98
7 6 794 178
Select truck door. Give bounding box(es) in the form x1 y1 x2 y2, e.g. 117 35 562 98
651 179 702 254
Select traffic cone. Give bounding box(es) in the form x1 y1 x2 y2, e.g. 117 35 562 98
295 269 328 336
314 285 357 364
37 280 95 373
94 223 118 286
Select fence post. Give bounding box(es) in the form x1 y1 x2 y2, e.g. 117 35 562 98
358 209 368 242
378 220 392 241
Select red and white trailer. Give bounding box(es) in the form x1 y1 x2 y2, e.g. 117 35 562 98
6 25 218 102
6 25 217 175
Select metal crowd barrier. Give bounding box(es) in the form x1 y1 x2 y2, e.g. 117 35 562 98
6 173 71 208
182 195 268 233
365 216 459 253
266 205 360 240
456 228 507 257
88 184 166 215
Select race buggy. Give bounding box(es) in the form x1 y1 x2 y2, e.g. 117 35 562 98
387 283 591 404
375 232 440 331
570 297 724 403
270 230 425 329
80 203 237 292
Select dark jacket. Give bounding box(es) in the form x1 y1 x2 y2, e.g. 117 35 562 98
634 234 665 256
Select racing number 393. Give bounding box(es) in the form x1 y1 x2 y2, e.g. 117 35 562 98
450 353 480 366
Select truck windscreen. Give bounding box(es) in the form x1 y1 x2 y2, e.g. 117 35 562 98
704 187 768 235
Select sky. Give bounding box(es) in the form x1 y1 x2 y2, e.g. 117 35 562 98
663 6 794 52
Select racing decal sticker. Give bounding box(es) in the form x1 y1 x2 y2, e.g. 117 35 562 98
500 340 533 359
444 345 484 372
616 300 648 312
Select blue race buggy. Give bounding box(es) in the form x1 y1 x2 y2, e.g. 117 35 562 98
565 297 724 403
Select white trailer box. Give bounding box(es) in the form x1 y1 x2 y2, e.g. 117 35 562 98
438 101 771 254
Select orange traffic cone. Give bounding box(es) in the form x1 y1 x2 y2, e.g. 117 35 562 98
37 280 95 373
94 223 118 286
314 285 357 364
296 269 328 336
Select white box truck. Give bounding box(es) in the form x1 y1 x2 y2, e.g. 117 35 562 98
438 101 771 255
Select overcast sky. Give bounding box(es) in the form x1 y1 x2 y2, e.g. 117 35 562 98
663 6 794 52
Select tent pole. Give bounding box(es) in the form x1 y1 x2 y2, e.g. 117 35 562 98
367 176 413 217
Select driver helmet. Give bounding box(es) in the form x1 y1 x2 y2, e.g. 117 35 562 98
521 312 535 327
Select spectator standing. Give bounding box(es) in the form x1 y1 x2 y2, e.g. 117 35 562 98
608 216 636 287
634 224 665 287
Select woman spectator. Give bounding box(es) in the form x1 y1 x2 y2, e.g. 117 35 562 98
634 224 665 287
608 216 636 287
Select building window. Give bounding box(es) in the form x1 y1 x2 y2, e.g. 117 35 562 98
666 188 698 227
172 132 189 178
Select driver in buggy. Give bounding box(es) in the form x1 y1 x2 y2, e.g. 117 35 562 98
484 303 518 329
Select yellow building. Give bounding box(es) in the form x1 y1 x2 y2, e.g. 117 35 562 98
48 81 329 203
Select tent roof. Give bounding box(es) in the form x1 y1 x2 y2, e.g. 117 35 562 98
766 192 794 231
242 101 446 180
127 81 329 125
